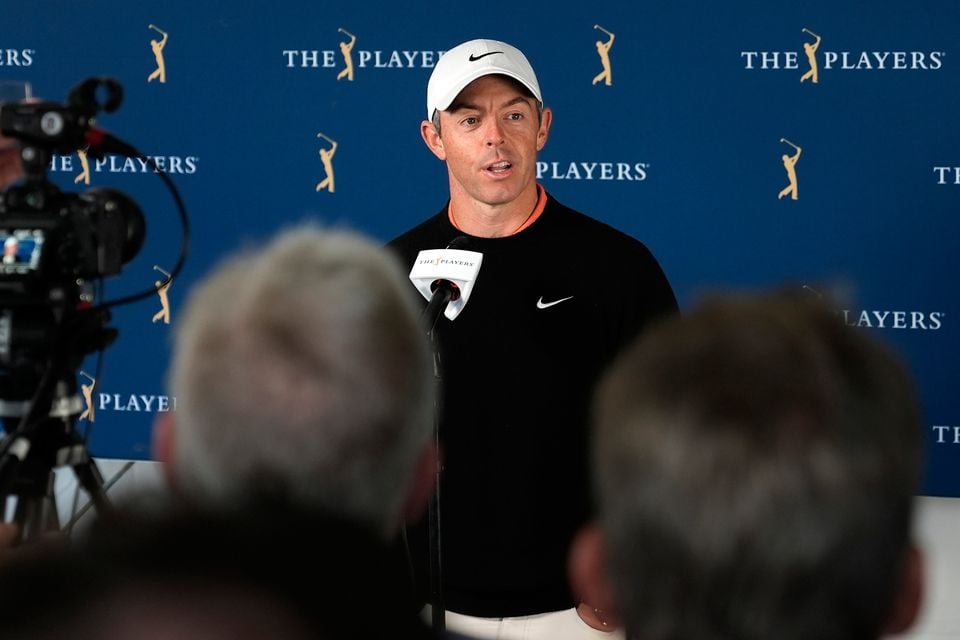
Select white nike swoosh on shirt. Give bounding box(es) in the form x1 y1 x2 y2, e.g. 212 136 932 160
536 295 574 309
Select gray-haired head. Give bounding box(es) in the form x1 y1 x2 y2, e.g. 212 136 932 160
591 291 922 640
168 225 433 533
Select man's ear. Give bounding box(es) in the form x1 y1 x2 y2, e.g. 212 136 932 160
568 522 620 624
885 544 924 635
536 106 553 151
421 119 446 161
400 442 439 523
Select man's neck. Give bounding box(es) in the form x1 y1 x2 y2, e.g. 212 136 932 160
448 184 541 238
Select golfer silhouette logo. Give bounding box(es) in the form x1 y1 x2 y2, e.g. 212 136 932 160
74 147 91 185
152 265 173 324
147 24 169 83
592 25 615 86
800 28 821 84
337 28 357 81
778 138 802 201
315 132 338 193
79 371 96 423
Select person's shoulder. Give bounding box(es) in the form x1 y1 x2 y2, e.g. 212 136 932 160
545 194 658 260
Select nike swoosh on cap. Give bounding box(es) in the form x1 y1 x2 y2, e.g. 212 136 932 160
468 51 504 62
536 296 574 309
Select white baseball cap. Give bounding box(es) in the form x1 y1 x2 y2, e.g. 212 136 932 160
426 39 542 120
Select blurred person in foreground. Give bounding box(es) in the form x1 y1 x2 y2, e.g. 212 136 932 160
144 225 439 637
152 224 437 538
0 500 431 639
569 291 925 640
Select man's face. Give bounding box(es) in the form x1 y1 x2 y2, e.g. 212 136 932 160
425 75 550 209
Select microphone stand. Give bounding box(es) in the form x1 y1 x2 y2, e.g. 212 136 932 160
421 283 455 638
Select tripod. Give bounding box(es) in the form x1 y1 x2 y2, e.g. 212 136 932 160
0 375 112 542
0 309 116 543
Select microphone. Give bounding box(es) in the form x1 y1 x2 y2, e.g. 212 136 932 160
409 236 482 327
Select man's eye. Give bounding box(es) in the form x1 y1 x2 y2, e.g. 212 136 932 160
461 116 478 126
506 112 523 121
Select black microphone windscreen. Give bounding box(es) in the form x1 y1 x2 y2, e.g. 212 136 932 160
446 236 469 250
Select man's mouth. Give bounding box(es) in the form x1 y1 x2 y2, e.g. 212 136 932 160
486 160 512 173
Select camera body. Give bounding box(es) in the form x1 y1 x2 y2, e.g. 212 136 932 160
0 186 144 295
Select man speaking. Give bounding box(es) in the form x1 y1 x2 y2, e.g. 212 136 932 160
390 38 677 639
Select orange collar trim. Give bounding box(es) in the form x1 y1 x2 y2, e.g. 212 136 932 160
448 185 547 236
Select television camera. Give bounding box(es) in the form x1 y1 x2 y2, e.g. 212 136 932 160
0 77 162 540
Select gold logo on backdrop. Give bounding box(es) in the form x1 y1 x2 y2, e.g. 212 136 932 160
337 28 357 81
74 147 90 185
315 132 338 193
152 265 173 324
592 25 615 86
79 371 96 422
147 24 169 83
800 28 822 83
778 138 802 201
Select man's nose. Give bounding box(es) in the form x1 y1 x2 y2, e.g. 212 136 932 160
483 119 505 147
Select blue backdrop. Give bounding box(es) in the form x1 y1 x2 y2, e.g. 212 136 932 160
3 0 957 495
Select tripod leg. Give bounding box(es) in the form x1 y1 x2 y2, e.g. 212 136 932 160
13 471 60 542
70 447 112 517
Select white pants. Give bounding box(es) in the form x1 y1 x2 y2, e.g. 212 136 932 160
441 607 623 640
